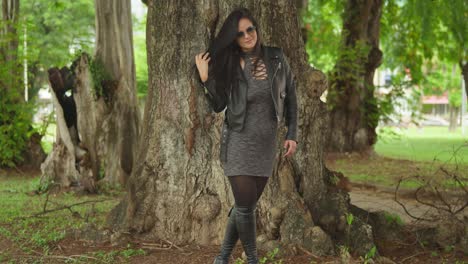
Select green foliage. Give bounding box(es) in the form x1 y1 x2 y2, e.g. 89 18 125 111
235 247 283 264
303 0 466 133
0 19 36 167
338 245 351 263
364 95 380 129
71 51 113 103
35 177 57 194
235 257 246 263
0 89 35 167
303 0 344 72
133 13 148 99
377 127 402 144
383 212 403 226
120 245 146 258
330 174 340 185
21 0 95 66
98 164 106 181
443 245 454 253
259 247 283 264
362 246 377 264
87 54 112 102
345 212 354 226
421 62 463 108
344 212 354 249
377 76 423 127
326 38 372 111
20 0 95 99
382 0 467 86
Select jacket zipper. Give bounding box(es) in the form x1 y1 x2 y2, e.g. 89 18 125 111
226 84 232 127
271 61 281 121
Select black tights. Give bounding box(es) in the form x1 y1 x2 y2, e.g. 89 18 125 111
228 175 269 207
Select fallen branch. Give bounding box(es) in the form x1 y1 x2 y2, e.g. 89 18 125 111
9 254 99 261
394 177 433 222
297 245 320 259
400 250 428 263
140 243 173 250
135 238 185 252
161 238 184 251
16 198 113 220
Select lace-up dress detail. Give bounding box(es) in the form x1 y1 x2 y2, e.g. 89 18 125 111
223 53 278 177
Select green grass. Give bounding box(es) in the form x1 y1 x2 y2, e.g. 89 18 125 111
41 123 56 154
328 126 468 189
347 172 424 189
375 126 468 164
32 121 56 154
0 174 134 263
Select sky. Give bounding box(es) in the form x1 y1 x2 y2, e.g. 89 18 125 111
131 0 147 18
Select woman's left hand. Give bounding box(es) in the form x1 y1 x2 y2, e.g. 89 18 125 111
283 140 297 158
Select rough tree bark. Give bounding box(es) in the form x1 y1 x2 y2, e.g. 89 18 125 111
461 61 468 101
107 0 377 257
326 0 383 153
449 105 459 132
40 0 140 191
0 0 19 78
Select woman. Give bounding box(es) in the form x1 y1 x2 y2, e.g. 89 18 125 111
194 7 298 264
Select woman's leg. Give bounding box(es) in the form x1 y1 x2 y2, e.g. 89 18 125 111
254 176 269 203
214 206 239 264
228 175 269 264
214 175 269 264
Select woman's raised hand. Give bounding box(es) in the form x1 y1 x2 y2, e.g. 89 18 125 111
195 52 211 83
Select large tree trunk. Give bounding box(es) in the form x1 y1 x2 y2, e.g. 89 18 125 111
1 0 20 93
448 105 459 132
107 0 377 257
41 66 91 191
326 0 383 153
40 0 140 191
1 0 19 77
461 61 468 102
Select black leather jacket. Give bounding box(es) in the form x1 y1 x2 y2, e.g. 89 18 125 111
199 46 298 163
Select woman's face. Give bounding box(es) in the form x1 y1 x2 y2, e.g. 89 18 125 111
236 18 257 52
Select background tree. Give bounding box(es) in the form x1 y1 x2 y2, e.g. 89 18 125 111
384 0 467 105
107 0 378 257
40 0 140 191
305 0 466 149
1 0 95 169
133 12 148 115
1 0 19 77
0 0 44 168
422 63 462 131
326 0 384 152
20 0 95 99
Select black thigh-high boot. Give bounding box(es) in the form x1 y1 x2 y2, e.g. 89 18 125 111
213 206 239 264
235 204 258 264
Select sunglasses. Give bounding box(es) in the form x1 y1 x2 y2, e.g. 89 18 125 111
236 25 256 38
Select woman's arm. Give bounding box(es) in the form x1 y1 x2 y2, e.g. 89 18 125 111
281 52 298 144
195 52 227 113
199 77 227 113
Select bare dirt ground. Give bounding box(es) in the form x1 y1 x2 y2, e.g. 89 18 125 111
1 166 467 263
349 184 468 224
41 185 467 264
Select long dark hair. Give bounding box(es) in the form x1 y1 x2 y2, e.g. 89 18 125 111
195 8 263 99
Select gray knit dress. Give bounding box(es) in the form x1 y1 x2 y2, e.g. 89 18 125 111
223 54 278 177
